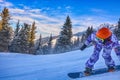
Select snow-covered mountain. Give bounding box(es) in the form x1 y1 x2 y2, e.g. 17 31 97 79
0 46 120 80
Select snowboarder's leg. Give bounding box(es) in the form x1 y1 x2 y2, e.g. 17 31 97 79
102 47 115 72
85 44 102 75
85 44 102 68
114 46 120 60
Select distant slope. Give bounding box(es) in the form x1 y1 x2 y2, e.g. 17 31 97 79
74 31 86 36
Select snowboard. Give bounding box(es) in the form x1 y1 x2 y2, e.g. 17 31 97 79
68 65 120 79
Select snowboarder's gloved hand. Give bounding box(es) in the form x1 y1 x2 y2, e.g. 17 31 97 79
80 44 87 51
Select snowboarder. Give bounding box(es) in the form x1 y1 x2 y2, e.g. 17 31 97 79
80 27 120 75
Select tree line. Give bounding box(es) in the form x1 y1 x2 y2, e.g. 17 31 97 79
0 7 120 55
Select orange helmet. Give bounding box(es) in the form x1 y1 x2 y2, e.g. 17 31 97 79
96 27 112 39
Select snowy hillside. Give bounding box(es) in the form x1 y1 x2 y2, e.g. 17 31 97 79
0 46 120 80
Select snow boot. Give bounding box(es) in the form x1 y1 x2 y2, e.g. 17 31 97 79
108 66 115 72
84 67 92 76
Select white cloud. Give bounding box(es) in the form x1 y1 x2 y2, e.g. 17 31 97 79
71 15 116 34
29 13 61 23
10 8 25 14
0 0 3 2
90 8 106 13
0 1 117 38
66 6 71 9
8 7 63 37
29 9 41 13
10 7 116 37
9 7 63 38
0 1 13 7
65 6 71 12
12 16 35 23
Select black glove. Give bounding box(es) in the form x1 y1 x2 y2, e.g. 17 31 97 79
80 44 87 51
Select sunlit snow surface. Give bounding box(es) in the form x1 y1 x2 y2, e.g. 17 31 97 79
0 46 120 80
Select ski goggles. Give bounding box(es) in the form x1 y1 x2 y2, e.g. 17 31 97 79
96 37 104 42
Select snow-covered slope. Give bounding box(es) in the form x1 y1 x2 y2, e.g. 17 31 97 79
0 46 120 80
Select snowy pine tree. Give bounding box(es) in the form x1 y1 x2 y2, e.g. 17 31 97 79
9 23 30 53
55 16 73 53
114 18 120 40
81 26 94 43
47 34 53 54
42 44 49 54
36 34 43 55
74 37 80 47
29 21 36 45
86 26 93 38
41 34 53 54
29 21 36 54
0 7 13 52
14 20 20 37
0 20 2 30
80 33 86 43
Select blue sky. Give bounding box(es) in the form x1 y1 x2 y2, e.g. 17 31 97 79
0 0 120 37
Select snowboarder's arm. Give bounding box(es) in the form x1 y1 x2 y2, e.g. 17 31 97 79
112 34 120 60
80 33 94 51
84 33 94 46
